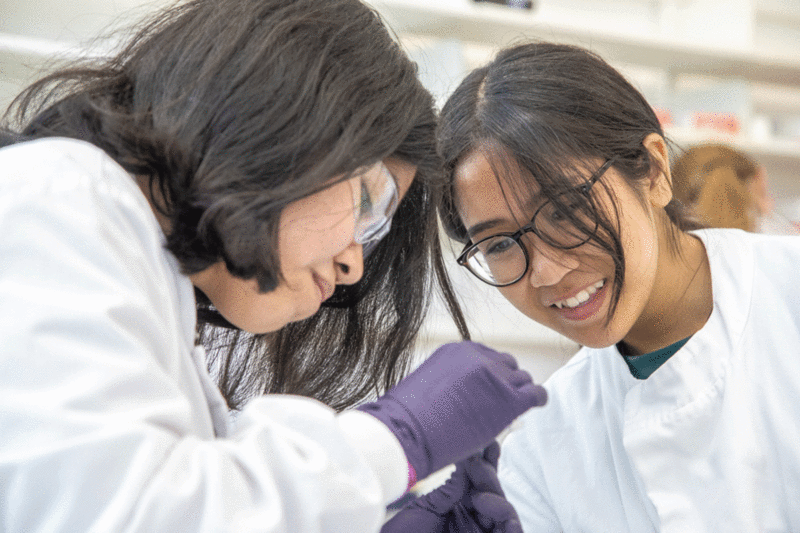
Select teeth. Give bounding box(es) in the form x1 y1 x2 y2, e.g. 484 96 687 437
553 280 605 309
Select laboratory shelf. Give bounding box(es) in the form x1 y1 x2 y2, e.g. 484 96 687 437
369 0 800 87
666 126 800 163
755 0 800 27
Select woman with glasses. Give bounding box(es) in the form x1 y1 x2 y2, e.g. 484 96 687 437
437 41 800 531
0 1 547 531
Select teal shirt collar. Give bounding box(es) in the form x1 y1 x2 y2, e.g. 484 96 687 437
619 337 691 380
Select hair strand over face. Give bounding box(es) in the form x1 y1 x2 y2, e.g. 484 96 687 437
437 41 704 324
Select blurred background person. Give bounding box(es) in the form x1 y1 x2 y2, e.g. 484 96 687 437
671 143 799 234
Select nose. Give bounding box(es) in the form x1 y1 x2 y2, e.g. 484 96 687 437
334 242 364 285
525 236 580 288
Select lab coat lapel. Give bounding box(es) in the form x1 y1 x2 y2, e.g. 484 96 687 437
621 230 757 532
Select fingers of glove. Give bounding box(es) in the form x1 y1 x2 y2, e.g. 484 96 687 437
482 441 501 468
504 518 525 533
517 382 549 409
404 342 521 387
469 492 522 526
425 341 502 366
464 454 504 496
508 368 534 388
417 463 469 514
380 507 446 533
432 341 518 371
446 504 485 533
476 343 519 371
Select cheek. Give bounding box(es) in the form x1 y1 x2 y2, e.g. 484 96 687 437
610 212 661 330
619 211 659 284
279 213 354 268
212 278 294 333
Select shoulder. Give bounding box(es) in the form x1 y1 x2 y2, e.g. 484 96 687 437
693 227 800 295
0 137 138 201
0 137 193 341
693 227 800 262
747 230 800 268
2 137 115 175
0 137 175 297
0 137 158 237
504 344 628 450
499 345 633 516
687 228 800 354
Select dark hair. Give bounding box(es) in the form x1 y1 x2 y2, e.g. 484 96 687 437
437 41 702 321
3 0 468 410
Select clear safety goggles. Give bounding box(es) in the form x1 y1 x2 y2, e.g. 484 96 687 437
353 163 400 257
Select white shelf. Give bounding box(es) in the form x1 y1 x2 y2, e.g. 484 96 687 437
0 32 114 102
373 0 800 170
755 0 800 26
2 13 799 167
371 0 800 87
666 126 800 163
751 83 800 114
0 32 91 62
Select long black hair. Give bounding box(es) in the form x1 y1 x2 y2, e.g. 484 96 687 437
3 0 468 410
437 42 701 321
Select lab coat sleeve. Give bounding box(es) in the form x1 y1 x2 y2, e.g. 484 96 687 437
0 143 407 533
498 428 562 533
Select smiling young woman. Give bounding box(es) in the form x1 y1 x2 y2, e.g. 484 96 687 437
448 134 709 354
437 41 800 531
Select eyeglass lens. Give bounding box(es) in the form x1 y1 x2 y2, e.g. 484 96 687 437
466 236 528 285
354 164 399 255
464 187 599 285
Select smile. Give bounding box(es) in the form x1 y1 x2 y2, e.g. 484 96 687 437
552 280 605 309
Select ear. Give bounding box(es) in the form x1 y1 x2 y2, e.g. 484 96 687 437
642 133 673 209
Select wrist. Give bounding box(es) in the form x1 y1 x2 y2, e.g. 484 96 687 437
338 409 408 504
357 398 431 480
407 461 417 491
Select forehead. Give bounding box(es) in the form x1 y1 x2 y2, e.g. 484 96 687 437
454 149 541 229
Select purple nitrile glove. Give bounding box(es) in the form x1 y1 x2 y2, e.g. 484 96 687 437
380 441 523 533
457 441 522 533
358 341 547 482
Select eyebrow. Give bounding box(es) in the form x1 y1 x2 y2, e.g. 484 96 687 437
465 218 508 238
462 159 609 240
464 191 542 239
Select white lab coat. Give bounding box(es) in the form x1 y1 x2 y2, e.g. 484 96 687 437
0 138 408 532
499 228 800 532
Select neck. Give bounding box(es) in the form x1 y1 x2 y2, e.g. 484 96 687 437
622 231 712 356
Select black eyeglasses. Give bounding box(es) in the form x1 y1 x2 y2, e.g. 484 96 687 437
457 157 617 287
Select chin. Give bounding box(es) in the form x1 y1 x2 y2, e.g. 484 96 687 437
577 337 618 350
562 327 621 350
237 316 292 335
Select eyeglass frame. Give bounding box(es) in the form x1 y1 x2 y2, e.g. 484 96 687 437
456 157 618 287
353 162 400 257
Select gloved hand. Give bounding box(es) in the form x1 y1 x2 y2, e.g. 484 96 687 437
381 441 523 533
357 341 546 482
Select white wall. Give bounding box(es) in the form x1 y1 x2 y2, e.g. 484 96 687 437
0 0 165 113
